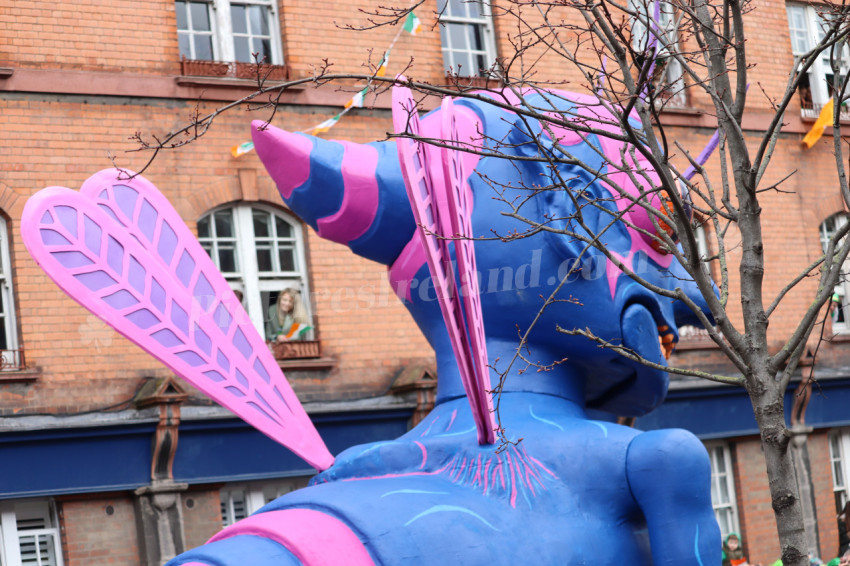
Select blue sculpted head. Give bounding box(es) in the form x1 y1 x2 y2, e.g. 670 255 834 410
251 88 713 418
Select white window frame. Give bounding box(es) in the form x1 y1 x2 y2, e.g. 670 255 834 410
220 477 310 527
0 217 20 370
829 429 850 514
706 442 740 540
198 204 311 340
786 3 850 117
629 0 686 107
438 0 498 78
819 213 850 334
176 0 284 64
0 499 64 566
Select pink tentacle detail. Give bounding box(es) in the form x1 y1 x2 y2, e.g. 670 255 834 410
251 121 313 199
483 457 492 493
316 141 379 245
209 509 374 566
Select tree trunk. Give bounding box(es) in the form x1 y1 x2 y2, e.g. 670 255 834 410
751 376 810 566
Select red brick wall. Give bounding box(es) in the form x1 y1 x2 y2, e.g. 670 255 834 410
728 432 846 564
59 495 141 566
182 488 223 550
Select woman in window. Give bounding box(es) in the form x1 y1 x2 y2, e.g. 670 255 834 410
265 288 310 343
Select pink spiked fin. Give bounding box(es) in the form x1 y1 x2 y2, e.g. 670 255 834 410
392 85 497 444
21 174 333 471
438 98 497 442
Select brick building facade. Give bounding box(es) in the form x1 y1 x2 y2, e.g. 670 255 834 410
0 0 849 564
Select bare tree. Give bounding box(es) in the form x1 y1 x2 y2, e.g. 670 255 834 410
118 1 850 563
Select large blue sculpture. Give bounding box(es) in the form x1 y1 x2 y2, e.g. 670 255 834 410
172 88 720 565
22 87 721 565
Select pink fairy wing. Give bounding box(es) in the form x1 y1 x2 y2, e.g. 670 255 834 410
439 98 497 443
21 182 333 471
392 85 494 444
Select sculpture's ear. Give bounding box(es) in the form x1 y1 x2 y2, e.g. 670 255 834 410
251 122 415 266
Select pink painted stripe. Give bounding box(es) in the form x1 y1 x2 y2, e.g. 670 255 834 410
446 409 457 432
506 451 518 508
413 440 428 469
316 141 379 244
209 509 374 566
251 121 313 200
388 232 426 302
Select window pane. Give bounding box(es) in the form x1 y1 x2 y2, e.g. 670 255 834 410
256 247 273 272
275 216 291 238
194 35 213 60
190 2 211 30
253 210 271 237
249 5 268 35
231 4 247 34
718 475 730 502
218 247 237 273
457 52 474 76
234 36 252 62
475 53 487 75
178 34 192 58
471 24 484 51
448 0 464 17
253 38 271 62
176 1 189 30
449 23 468 52
214 210 234 238
714 447 726 473
438 0 448 14
279 248 295 272
0 289 7 350
468 0 482 19
197 217 210 238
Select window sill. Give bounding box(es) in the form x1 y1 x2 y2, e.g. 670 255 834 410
0 367 41 383
0 67 12 79
276 357 336 371
828 330 850 342
179 59 290 84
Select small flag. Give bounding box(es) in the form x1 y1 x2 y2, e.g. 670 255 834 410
403 11 422 35
231 141 254 158
344 87 369 109
376 52 390 77
802 98 835 149
305 115 341 136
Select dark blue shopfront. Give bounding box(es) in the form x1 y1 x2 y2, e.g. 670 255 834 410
0 407 413 499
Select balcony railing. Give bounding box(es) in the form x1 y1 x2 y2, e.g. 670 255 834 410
800 99 850 121
0 349 27 371
180 58 290 81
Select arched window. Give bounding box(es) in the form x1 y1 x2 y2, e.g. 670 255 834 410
0 216 21 369
197 204 311 342
820 213 850 333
